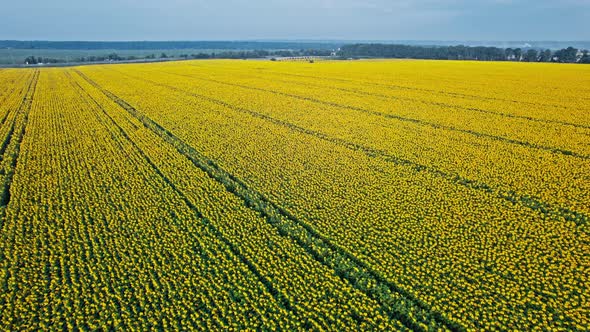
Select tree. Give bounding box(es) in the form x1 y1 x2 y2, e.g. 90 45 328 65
334 43 587 64
504 48 514 60
554 47 578 63
580 50 590 64
524 49 538 62
538 49 552 62
107 53 121 61
24 56 38 64
513 48 522 61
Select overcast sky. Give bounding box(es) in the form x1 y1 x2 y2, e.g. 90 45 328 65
1 0 589 41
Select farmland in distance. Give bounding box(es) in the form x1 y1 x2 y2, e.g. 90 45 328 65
0 59 588 331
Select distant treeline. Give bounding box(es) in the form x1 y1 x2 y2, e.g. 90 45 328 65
19 43 590 65
23 56 66 64
180 49 332 59
2 40 339 50
23 49 333 64
338 44 590 63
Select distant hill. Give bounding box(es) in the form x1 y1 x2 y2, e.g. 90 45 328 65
380 40 590 50
0 40 342 50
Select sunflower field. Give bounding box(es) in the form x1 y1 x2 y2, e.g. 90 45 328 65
0 59 588 331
